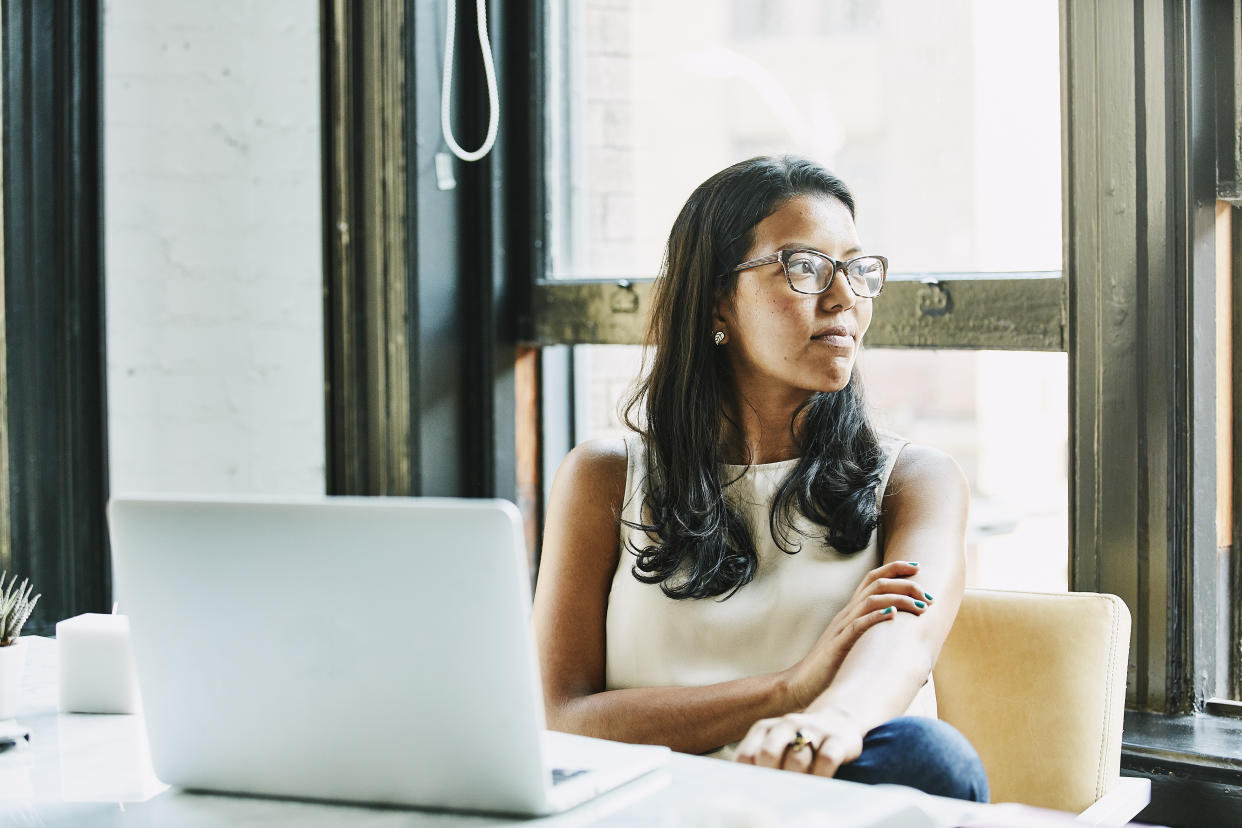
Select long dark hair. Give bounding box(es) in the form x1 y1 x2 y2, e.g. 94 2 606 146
621 155 886 600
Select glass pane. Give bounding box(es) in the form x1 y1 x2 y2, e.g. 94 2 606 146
547 0 1061 278
571 345 1069 592
859 350 1068 592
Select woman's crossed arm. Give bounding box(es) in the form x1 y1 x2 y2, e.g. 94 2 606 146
735 444 969 775
533 439 943 757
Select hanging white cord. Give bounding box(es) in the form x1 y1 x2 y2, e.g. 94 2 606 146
441 0 500 162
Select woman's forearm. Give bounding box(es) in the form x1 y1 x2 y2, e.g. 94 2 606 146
548 670 797 755
807 615 936 732
806 449 968 735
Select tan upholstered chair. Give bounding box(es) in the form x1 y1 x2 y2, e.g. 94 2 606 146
933 589 1150 824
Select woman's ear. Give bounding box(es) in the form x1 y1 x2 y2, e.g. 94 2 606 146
713 291 733 334
712 298 732 346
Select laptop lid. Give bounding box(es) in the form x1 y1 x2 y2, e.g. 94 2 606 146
108 495 553 813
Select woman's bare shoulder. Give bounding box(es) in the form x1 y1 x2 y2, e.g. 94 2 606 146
884 442 969 513
551 436 630 521
889 442 965 485
556 437 629 495
540 437 631 580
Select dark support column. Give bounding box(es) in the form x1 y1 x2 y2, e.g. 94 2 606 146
1065 0 1218 713
322 0 420 496
1210 0 1241 202
0 0 108 633
321 0 527 501
456 0 536 505
1175 0 1224 719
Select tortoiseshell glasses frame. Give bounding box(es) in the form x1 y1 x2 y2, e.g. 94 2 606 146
728 248 888 298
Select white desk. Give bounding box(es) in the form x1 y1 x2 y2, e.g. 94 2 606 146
0 638 1092 827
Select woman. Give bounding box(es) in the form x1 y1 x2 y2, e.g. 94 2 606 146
532 156 988 801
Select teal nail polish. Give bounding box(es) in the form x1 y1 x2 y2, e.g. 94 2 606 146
906 561 919 567
924 592 934 601
882 606 894 615
914 600 926 609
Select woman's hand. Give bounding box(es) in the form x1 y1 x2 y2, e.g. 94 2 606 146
734 706 866 777
780 561 932 710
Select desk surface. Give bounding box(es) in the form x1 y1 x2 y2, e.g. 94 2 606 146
1 638 1088 827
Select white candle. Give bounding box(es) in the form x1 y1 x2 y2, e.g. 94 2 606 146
56 613 141 714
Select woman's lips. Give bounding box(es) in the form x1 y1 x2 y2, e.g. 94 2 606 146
812 334 854 348
812 326 854 348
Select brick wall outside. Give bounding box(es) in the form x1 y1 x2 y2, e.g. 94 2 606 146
105 0 325 495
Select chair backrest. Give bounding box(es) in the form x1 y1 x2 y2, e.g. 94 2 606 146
932 588 1131 813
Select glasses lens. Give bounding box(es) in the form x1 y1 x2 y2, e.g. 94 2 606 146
784 251 833 293
846 257 886 297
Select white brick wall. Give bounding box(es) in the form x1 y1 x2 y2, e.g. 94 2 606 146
105 0 325 495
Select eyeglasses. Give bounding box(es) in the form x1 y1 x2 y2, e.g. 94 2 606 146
729 248 888 298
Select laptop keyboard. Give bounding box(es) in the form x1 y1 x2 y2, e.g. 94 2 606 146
551 767 589 785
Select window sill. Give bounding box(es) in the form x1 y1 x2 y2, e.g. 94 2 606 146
1121 711 1242 827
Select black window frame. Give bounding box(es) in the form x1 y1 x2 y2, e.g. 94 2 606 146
0 0 109 635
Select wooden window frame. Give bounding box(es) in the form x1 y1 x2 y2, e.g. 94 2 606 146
528 0 1233 723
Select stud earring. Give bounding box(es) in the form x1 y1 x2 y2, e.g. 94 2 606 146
713 331 726 346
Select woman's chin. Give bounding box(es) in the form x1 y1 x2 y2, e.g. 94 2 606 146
800 373 852 395
814 365 856 393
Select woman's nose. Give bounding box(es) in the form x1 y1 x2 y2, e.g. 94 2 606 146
818 267 857 311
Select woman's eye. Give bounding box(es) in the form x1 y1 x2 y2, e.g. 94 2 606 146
787 256 817 275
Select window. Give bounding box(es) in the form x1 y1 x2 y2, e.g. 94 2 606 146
544 0 1068 595
573 347 1069 592
546 0 1060 278
534 0 1235 728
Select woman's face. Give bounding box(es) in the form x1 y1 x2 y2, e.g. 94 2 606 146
716 194 873 404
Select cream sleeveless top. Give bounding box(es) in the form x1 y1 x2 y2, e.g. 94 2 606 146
605 429 937 757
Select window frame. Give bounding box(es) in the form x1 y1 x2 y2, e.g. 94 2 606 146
320 0 526 505
1063 0 1224 717
523 0 1235 726
1215 0 1242 708
530 274 1065 350
0 0 109 635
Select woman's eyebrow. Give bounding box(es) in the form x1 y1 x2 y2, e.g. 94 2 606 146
780 242 864 258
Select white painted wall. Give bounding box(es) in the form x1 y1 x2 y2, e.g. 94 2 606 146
104 0 325 495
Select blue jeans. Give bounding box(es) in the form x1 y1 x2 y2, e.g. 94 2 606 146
834 716 989 802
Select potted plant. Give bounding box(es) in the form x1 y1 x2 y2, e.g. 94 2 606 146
0 571 40 718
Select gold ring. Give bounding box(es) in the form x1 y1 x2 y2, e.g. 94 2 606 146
788 730 813 753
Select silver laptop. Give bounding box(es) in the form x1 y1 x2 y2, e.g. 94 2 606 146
107 495 669 815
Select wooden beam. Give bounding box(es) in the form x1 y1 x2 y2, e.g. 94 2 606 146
530 275 1066 351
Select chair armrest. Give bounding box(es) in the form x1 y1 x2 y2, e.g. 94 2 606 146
1075 777 1151 825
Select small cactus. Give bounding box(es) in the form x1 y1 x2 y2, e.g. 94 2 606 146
0 571 40 647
